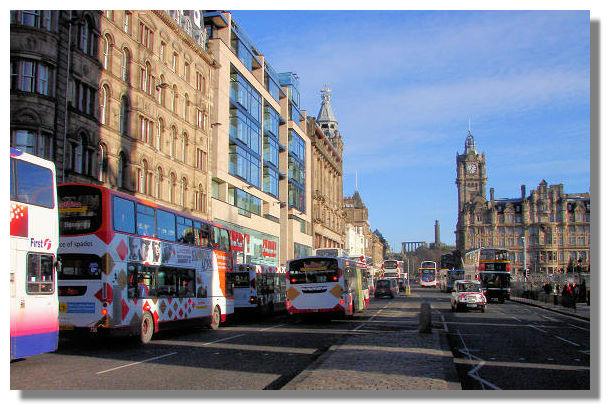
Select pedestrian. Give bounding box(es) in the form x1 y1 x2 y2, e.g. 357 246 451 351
579 280 587 303
572 282 578 311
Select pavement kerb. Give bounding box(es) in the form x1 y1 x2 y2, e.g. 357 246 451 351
281 343 342 390
509 297 590 321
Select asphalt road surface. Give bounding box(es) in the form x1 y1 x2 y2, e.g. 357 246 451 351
422 286 590 390
11 296 415 390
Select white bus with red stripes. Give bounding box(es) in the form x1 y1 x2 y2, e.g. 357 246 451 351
57 183 235 343
228 264 286 315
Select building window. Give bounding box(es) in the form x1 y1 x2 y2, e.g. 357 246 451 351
170 127 177 159
100 85 110 125
11 10 53 31
11 60 54 96
156 118 164 151
97 143 107 182
102 34 112 70
184 62 190 82
182 133 189 163
232 188 261 216
196 184 205 212
171 85 178 113
122 11 132 34
156 167 164 199
169 173 177 204
11 129 53 160
196 108 205 130
139 116 154 145
183 93 190 120
73 79 97 116
139 21 153 49
119 95 130 135
159 41 166 63
121 48 131 83
180 178 188 207
172 52 178 72
196 71 205 92
196 148 207 172
79 17 97 56
141 62 154 94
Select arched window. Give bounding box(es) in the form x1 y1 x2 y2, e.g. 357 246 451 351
117 151 126 188
100 84 110 125
156 118 163 151
183 93 190 120
156 167 163 199
97 142 107 182
169 172 177 204
138 159 148 194
121 48 130 83
180 177 188 207
171 85 178 113
102 34 112 70
141 62 151 93
182 133 188 163
79 16 97 56
159 75 166 106
197 183 205 212
119 95 129 135
170 126 177 159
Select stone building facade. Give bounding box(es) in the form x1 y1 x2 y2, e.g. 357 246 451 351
309 87 345 251
455 130 590 275
10 10 216 218
343 191 385 267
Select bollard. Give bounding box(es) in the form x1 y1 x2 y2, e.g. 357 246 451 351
406 285 411 296
419 302 431 333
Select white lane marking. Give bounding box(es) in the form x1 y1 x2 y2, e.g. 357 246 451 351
457 329 501 390
555 336 580 347
201 333 246 345
580 350 590 355
547 358 554 361
541 314 559 322
511 316 522 322
353 304 386 331
96 352 177 375
518 357 526 361
568 323 590 332
258 323 287 332
529 324 548 334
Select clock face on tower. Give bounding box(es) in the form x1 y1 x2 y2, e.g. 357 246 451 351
467 162 477 174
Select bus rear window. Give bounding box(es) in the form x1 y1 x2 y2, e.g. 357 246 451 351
228 272 250 288
59 186 102 235
288 258 339 284
11 159 55 208
26 253 55 294
58 254 102 280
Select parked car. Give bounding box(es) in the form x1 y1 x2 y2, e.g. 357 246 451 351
451 280 486 312
375 278 397 299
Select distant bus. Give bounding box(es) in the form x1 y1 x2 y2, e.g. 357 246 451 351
382 259 402 279
441 269 465 293
10 148 59 359
57 183 235 343
228 264 286 315
464 248 511 303
286 256 366 318
419 260 438 288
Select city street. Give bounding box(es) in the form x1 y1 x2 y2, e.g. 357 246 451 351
11 286 590 390
426 287 591 390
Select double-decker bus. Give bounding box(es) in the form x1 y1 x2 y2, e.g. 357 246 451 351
464 248 511 303
286 256 366 318
10 148 59 359
228 264 286 315
351 256 371 309
57 183 234 343
418 261 438 288
382 259 401 279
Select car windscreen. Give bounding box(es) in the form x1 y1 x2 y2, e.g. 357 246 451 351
458 283 481 292
376 279 391 288
288 258 339 284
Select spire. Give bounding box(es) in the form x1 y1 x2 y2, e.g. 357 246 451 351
464 122 476 155
317 85 339 139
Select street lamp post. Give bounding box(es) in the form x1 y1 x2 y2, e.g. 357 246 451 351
522 236 527 291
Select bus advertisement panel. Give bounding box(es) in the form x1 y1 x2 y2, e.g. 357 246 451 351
57 184 234 343
286 256 362 317
10 148 59 359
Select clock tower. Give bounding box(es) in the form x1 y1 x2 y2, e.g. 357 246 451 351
456 128 487 213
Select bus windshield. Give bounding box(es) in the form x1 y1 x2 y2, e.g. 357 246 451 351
480 249 509 261
229 272 250 288
288 258 339 284
383 260 398 269
11 158 55 208
59 186 102 235
480 273 511 288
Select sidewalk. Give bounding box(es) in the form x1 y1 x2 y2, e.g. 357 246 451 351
283 308 461 390
510 296 590 320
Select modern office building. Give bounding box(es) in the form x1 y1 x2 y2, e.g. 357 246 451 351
11 10 216 219
455 129 591 275
203 11 313 267
309 86 345 251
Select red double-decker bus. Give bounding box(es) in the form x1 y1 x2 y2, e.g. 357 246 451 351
57 183 234 343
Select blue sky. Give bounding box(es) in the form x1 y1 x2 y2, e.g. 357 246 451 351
231 10 590 249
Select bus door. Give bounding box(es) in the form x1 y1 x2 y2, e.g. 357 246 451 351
228 270 252 308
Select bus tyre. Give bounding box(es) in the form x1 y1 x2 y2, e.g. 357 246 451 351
140 312 154 344
210 305 221 330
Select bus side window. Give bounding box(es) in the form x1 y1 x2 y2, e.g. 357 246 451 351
177 216 194 245
219 229 230 251
212 227 221 249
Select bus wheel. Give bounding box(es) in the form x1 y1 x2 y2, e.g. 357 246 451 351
140 312 154 344
210 305 221 330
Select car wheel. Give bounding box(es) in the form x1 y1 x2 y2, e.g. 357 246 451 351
210 305 221 330
140 312 154 344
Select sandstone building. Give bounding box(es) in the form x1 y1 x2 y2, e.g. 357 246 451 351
455 129 590 275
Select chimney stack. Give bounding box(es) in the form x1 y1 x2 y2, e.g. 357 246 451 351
435 220 441 247
521 185 526 199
